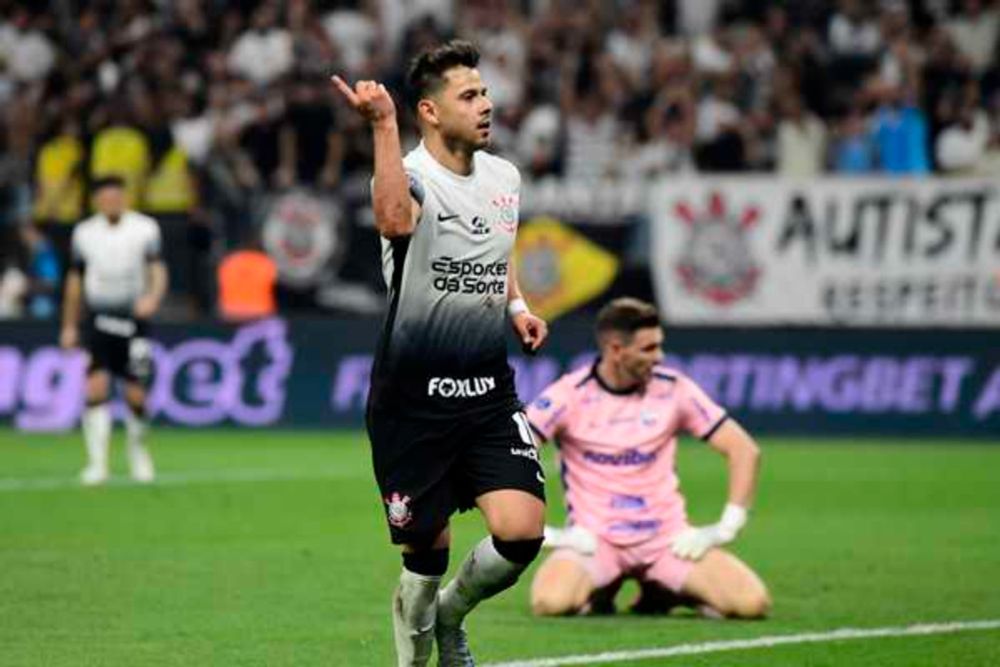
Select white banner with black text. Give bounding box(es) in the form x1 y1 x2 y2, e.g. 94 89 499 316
648 178 1000 327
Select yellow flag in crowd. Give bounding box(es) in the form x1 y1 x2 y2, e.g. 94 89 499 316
514 216 619 321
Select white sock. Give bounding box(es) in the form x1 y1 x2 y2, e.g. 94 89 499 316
437 537 527 628
125 409 154 480
392 569 441 667
82 404 111 472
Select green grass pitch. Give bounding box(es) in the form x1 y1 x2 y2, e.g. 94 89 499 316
1 428 998 666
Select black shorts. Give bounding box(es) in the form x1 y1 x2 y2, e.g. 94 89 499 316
85 313 154 384
367 406 546 545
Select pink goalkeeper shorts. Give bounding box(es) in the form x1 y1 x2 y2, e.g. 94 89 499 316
549 531 695 593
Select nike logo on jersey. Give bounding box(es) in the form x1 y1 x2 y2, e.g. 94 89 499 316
437 212 461 222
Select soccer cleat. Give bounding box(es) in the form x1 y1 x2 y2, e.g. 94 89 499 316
128 451 155 483
79 465 109 487
435 620 475 667
583 578 622 616
629 580 704 616
127 439 156 484
130 463 155 484
696 603 725 620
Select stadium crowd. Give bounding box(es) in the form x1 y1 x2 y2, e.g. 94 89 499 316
1 0 999 318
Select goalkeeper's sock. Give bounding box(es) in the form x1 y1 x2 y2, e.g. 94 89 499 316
392 550 447 667
436 536 542 627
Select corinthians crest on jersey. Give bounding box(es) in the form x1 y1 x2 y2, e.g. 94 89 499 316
385 492 413 528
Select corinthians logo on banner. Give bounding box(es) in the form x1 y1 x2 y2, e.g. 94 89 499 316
263 190 343 288
673 192 761 305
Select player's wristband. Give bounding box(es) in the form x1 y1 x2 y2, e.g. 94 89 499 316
507 298 529 317
717 503 748 541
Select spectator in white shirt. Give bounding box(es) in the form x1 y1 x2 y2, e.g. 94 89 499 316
606 4 658 91
828 0 881 57
972 115 1000 175
776 96 827 176
228 2 293 87
936 89 991 173
561 57 623 180
322 4 378 79
623 85 697 178
945 0 1000 73
0 9 56 83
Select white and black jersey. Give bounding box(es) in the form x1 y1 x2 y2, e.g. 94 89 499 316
71 210 161 382
71 211 162 315
369 142 523 418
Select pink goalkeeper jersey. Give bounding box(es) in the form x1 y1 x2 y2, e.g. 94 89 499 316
526 362 728 547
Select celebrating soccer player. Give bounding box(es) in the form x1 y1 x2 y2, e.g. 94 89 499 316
60 175 167 486
332 41 549 666
526 298 770 619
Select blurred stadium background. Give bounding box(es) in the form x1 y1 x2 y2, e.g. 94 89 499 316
1 0 998 665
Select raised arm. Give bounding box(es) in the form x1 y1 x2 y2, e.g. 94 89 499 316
331 75 418 238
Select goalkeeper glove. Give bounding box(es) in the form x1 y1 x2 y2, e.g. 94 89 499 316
668 504 748 561
542 524 598 556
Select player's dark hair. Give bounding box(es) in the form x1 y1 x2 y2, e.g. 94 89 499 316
406 40 480 108
92 174 125 191
596 298 661 343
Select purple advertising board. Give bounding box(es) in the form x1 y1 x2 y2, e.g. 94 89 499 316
1 317 998 437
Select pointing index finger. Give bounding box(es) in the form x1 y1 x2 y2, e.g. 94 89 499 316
330 75 359 106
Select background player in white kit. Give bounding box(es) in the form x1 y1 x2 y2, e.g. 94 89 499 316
60 176 167 486
332 41 549 666
527 298 771 619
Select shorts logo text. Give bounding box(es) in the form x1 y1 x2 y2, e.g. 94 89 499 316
510 446 539 462
95 315 137 337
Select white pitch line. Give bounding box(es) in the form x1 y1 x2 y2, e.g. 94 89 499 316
483 619 1000 667
0 468 349 492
